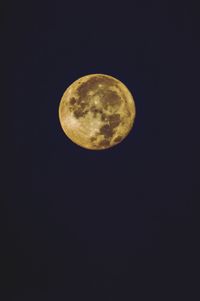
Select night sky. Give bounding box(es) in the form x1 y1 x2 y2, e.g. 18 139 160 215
2 1 198 300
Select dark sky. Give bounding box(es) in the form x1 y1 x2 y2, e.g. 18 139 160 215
2 1 198 300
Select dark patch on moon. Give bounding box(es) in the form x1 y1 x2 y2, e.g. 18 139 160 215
90 136 97 142
90 106 103 118
99 114 121 140
98 139 110 147
101 113 108 121
71 95 89 119
97 76 117 87
73 108 88 118
114 135 123 143
77 76 117 99
100 124 114 138
78 77 100 98
70 97 76 105
73 76 122 122
101 90 122 110
108 113 121 128
90 105 108 121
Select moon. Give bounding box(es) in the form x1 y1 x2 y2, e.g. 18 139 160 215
58 74 136 150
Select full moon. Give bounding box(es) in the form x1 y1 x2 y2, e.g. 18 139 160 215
58 74 136 150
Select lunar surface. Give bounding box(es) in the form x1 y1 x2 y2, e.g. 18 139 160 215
58 74 136 150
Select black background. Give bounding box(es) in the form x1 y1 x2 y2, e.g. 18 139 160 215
2 0 199 300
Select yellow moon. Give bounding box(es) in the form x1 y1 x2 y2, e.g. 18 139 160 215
58 74 136 150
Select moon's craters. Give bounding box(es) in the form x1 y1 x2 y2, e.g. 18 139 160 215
59 74 136 150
